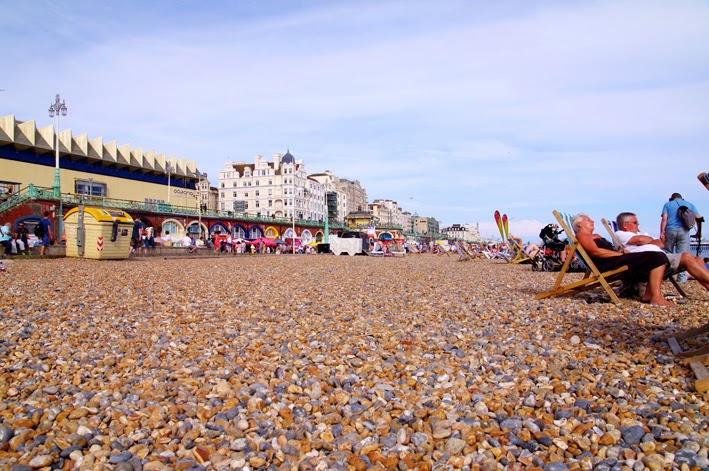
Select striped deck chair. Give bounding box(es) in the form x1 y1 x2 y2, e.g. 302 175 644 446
536 210 628 304
453 241 473 262
464 242 487 260
601 218 688 299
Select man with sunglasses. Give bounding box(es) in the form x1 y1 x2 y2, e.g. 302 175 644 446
615 212 709 292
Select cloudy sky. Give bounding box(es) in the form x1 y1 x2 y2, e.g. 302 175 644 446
2 0 708 240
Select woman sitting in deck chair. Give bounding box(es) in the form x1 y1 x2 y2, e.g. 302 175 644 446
572 213 673 306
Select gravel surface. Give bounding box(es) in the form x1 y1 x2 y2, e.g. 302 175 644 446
1 255 708 471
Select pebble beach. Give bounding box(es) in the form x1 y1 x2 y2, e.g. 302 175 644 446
1 255 708 471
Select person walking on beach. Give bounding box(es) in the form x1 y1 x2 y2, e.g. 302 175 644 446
131 216 145 254
660 193 701 283
39 211 54 257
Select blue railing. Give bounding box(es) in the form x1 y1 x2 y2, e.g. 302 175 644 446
691 243 708 258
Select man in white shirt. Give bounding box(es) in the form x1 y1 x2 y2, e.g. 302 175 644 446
181 234 198 253
616 212 709 291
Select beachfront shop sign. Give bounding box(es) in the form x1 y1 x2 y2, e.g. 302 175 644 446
173 188 197 198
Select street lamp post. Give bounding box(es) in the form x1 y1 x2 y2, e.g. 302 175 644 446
165 162 173 204
49 94 67 240
292 206 296 254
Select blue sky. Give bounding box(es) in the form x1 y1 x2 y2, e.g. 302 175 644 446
2 0 708 241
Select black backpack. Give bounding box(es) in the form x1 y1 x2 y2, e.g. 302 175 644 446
677 205 696 230
34 221 44 238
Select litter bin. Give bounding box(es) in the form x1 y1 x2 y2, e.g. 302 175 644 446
64 207 133 259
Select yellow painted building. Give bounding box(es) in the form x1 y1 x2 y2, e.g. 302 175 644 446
0 114 204 210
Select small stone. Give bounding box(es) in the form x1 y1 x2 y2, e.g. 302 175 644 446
109 451 133 463
445 438 466 455
0 425 13 443
28 455 54 468
622 426 646 445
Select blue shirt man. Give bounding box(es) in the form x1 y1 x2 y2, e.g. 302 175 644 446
39 211 54 257
661 193 701 282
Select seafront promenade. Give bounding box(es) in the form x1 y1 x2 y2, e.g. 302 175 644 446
1 256 708 470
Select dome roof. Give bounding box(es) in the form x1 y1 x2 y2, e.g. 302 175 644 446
282 149 295 164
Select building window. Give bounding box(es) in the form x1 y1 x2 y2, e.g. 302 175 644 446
233 182 237 187
255 201 260 208
162 221 179 236
244 192 248 198
75 180 107 197
255 190 259 197
268 200 272 207
232 192 236 197
256 180 260 186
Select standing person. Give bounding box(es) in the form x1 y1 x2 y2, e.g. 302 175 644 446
661 193 701 283
39 211 54 257
131 216 145 254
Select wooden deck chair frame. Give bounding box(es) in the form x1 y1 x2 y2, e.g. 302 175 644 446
664 325 709 393
600 218 688 299
507 237 531 264
453 241 473 262
535 210 628 304
463 241 486 260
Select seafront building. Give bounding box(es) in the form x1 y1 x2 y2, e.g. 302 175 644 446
307 171 348 223
414 216 440 237
0 115 207 209
441 223 482 242
368 199 403 227
217 152 328 222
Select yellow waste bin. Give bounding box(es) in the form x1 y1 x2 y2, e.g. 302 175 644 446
64 207 133 260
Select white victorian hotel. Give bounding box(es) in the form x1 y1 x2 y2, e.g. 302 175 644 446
218 151 338 222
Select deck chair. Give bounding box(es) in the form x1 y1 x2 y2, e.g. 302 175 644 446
663 325 709 393
535 210 628 304
463 242 486 260
601 218 688 299
507 237 531 264
453 241 471 261
455 241 481 261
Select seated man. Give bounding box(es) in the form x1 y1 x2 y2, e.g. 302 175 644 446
181 234 198 253
615 212 709 292
572 213 672 306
